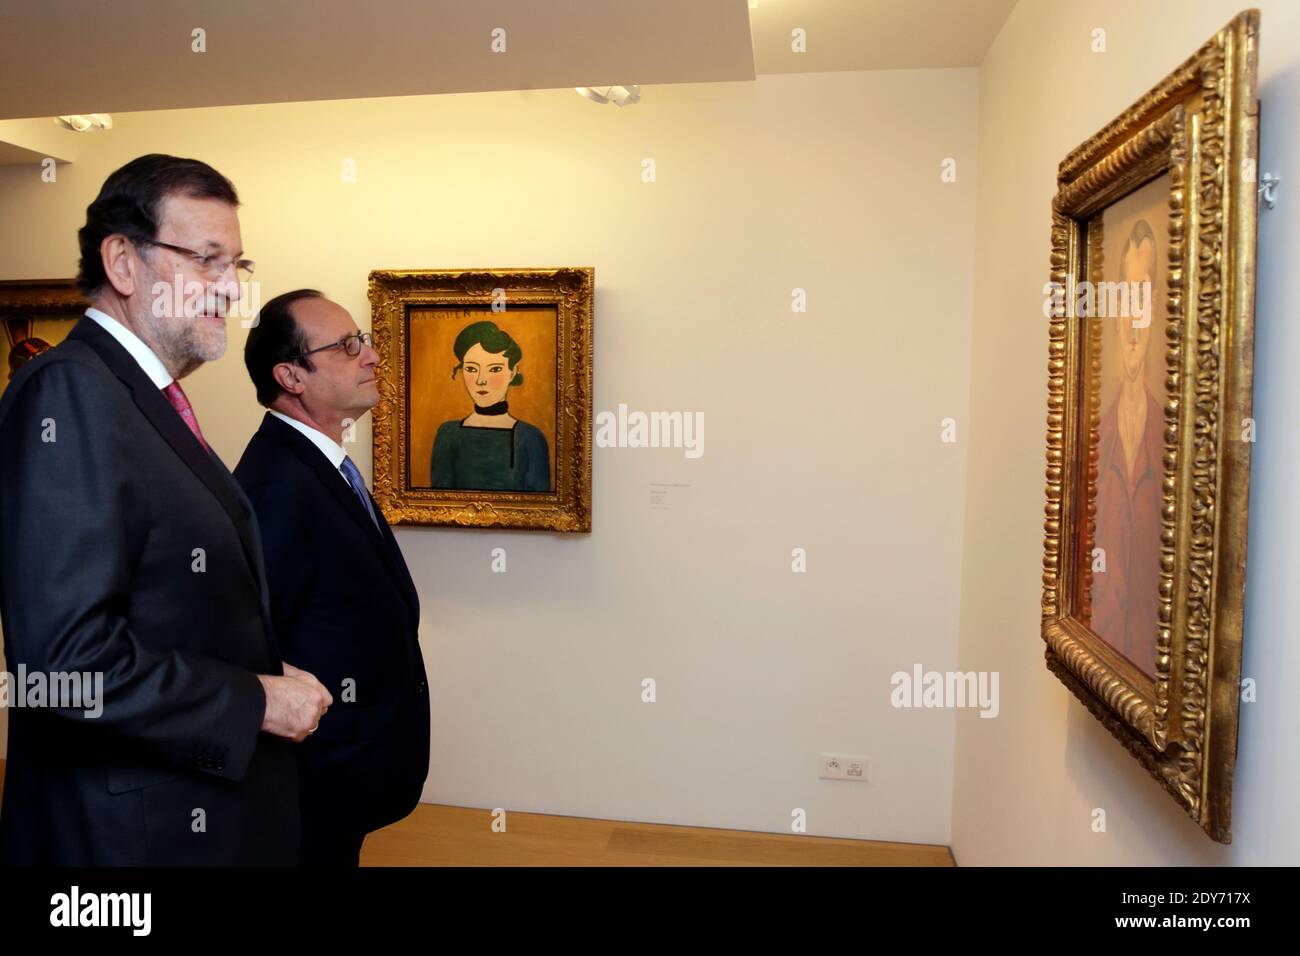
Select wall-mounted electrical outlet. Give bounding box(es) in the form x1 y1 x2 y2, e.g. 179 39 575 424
818 753 869 782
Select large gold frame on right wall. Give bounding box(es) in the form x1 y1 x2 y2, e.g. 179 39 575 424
1041 11 1260 843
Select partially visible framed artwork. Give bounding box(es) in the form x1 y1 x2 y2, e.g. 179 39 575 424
369 268 593 532
1 279 86 393
1040 10 1260 842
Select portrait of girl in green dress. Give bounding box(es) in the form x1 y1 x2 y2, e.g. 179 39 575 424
428 320 551 492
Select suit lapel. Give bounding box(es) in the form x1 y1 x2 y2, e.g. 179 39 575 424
372 491 420 617
259 414 419 618
68 318 269 601
206 445 284 664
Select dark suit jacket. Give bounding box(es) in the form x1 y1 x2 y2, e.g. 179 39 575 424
0 317 299 866
234 413 428 837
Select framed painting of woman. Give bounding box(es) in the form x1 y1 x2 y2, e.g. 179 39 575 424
369 268 593 532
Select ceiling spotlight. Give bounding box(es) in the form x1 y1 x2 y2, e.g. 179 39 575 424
575 86 640 106
55 114 113 132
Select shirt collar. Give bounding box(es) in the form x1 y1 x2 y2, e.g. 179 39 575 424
268 410 349 476
83 307 173 390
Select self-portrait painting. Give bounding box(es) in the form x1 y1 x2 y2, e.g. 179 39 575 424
369 268 592 532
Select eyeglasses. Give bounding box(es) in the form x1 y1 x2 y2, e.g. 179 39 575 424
136 238 256 282
296 331 373 362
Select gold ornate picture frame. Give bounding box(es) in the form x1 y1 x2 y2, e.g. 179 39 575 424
369 268 593 532
1 278 86 393
1040 11 1259 842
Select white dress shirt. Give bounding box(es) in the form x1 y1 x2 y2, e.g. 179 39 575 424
84 307 173 389
268 410 352 487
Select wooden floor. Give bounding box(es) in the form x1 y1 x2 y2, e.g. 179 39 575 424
361 803 953 866
0 758 952 866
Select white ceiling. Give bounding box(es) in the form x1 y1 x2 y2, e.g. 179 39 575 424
0 0 1017 123
751 0 1018 73
0 0 756 121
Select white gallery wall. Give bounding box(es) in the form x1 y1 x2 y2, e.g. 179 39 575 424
952 0 1300 864
0 68 978 844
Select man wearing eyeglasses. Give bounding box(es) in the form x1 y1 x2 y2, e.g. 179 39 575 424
235 290 429 866
0 154 332 865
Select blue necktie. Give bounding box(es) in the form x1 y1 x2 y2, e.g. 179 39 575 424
340 456 380 529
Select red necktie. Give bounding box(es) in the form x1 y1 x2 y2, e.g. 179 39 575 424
162 381 210 452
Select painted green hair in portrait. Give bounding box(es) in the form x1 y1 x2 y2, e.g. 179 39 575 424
450 320 524 387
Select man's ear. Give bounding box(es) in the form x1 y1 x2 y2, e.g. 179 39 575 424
101 235 137 297
272 361 306 396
